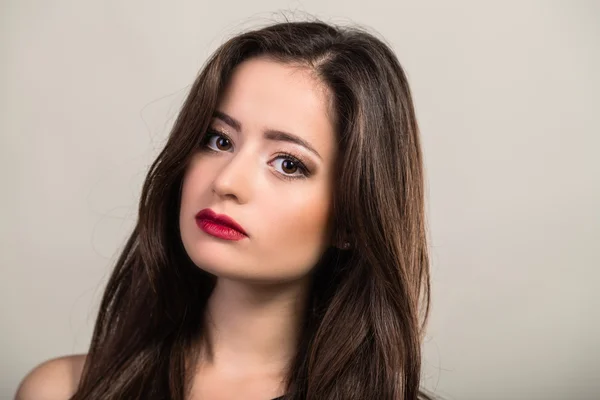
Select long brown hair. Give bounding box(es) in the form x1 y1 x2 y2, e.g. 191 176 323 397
72 20 431 400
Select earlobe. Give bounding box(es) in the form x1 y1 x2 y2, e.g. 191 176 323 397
332 233 352 250
329 222 352 250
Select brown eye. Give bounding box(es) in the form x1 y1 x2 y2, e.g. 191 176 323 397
204 132 233 153
215 136 231 151
270 154 309 180
281 159 298 174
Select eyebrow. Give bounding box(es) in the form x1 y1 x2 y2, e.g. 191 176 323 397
213 110 322 160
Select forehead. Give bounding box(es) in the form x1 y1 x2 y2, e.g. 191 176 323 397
216 57 336 155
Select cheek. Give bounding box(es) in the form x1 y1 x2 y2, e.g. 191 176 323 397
180 158 212 211
179 161 212 245
254 187 333 277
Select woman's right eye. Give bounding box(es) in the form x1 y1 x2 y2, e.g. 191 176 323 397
203 131 233 152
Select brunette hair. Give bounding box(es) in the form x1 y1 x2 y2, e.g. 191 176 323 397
72 19 431 400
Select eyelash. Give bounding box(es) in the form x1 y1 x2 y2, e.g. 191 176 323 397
200 130 312 181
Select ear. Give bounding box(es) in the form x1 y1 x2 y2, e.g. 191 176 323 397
331 229 352 251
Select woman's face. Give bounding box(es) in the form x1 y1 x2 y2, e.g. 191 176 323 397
179 57 338 283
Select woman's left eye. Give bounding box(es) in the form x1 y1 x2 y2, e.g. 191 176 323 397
270 156 309 179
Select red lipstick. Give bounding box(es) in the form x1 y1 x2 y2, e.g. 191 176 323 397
195 208 248 241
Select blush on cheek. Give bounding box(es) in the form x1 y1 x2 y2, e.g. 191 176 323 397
266 206 332 277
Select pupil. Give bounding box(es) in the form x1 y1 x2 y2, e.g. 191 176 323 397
283 160 297 173
217 138 229 150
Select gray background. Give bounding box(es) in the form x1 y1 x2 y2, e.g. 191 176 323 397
2 1 599 399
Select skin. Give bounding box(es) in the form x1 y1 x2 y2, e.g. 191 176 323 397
179 57 337 284
15 58 340 400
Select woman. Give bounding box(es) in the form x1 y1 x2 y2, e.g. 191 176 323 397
17 20 431 400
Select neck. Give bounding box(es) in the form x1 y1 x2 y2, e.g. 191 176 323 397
200 277 309 373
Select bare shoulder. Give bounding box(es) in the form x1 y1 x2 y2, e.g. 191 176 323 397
15 354 87 400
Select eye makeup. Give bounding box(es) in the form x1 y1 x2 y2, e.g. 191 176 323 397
199 127 315 180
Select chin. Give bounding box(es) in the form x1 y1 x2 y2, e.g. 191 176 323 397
189 255 300 285
184 244 250 276
198 265 280 284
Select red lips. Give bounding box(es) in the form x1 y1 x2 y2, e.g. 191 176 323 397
195 208 248 239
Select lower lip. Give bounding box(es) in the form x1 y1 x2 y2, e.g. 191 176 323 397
196 218 247 241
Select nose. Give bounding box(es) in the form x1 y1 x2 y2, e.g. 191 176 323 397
211 148 255 204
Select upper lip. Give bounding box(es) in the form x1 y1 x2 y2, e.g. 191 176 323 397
195 208 248 236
